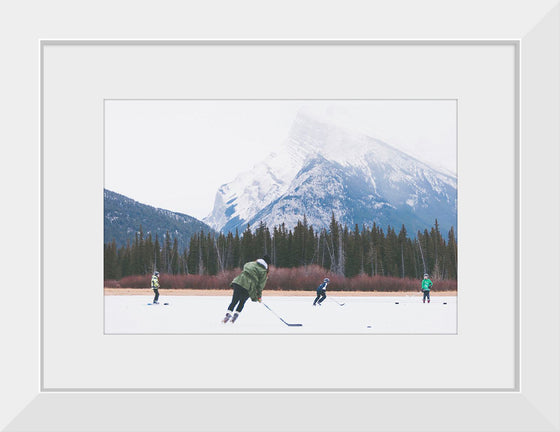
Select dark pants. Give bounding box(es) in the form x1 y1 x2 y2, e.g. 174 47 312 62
314 291 326 305
153 289 159 303
423 290 430 302
228 283 250 313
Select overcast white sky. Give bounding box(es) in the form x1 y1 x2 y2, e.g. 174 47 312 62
105 100 456 220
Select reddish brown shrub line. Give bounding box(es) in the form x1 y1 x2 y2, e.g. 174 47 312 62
105 265 457 292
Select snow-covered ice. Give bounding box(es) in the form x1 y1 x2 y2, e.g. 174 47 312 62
105 295 457 334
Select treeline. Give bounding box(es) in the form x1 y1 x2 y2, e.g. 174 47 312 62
104 214 457 281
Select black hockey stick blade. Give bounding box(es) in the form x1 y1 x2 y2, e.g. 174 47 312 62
262 302 302 327
282 320 303 327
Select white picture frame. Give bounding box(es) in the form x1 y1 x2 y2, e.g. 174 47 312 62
2 1 559 431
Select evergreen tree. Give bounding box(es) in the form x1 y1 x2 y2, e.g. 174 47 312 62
186 232 200 275
145 233 154 273
254 221 270 259
231 229 241 268
104 240 119 280
154 234 161 273
240 224 254 264
208 233 220 275
446 226 458 280
345 224 362 277
326 212 345 275
171 237 179 275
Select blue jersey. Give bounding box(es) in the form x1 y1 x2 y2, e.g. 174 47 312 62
317 282 328 292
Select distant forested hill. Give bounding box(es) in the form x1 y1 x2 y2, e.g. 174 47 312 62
104 189 214 250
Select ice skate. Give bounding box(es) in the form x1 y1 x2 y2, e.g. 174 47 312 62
222 312 232 323
231 312 239 323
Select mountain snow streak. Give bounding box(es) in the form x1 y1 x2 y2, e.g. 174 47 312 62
204 112 457 235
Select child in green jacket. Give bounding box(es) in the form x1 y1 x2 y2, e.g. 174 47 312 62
222 255 271 324
421 273 433 303
151 271 160 304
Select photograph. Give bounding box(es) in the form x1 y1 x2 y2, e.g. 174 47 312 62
4 2 558 425
104 99 458 334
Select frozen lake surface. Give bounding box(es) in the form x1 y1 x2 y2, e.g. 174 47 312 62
105 294 457 334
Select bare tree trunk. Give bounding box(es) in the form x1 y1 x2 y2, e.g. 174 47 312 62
198 240 204 275
325 233 336 273
214 237 225 273
337 234 345 276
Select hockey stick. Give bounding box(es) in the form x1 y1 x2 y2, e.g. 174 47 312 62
329 297 345 306
262 302 303 327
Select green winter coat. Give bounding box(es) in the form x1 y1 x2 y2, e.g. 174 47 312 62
232 260 268 301
422 278 433 291
151 275 160 289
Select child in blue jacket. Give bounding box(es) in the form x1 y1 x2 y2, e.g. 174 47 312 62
313 278 329 306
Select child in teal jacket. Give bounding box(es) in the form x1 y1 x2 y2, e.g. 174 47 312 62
421 273 433 303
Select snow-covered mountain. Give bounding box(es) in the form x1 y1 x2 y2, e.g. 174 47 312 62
204 111 457 234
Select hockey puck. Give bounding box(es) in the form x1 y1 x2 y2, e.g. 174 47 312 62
443 302 447 305
367 325 372 328
395 302 399 304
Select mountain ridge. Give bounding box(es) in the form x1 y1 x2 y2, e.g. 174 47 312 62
104 189 214 250
205 111 457 234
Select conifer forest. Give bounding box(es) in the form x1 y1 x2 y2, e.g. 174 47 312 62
104 214 457 285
